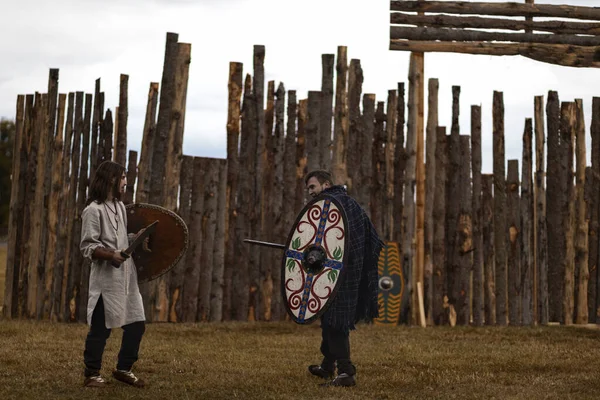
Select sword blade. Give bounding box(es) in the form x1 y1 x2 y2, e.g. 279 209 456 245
243 239 285 250
124 220 159 256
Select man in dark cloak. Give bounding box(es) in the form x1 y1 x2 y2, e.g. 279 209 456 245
304 170 384 387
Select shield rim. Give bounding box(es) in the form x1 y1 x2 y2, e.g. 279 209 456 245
125 202 190 283
280 193 349 325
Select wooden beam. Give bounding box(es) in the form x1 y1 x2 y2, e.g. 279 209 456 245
390 40 600 68
390 12 600 36
390 26 600 46
390 1 600 21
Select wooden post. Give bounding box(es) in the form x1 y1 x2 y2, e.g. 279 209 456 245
123 150 137 205
482 174 496 325
150 32 179 206
100 109 113 164
393 83 406 245
347 59 363 195
507 159 521 326
320 54 334 171
385 89 398 241
561 102 576 325
135 82 159 204
4 95 26 318
42 93 66 320
457 135 472 326
471 105 484 326
521 119 534 325
211 159 228 322
404 54 419 325
446 86 461 318
332 46 349 187
590 97 600 322
223 62 243 321
414 52 425 328
169 155 194 322
115 74 128 167
270 83 286 321
90 79 101 183
306 91 322 174
534 96 548 325
546 91 562 322
575 99 588 324
164 43 192 211
370 100 384 222
493 91 508 325
432 127 446 325
295 100 308 218
424 79 438 325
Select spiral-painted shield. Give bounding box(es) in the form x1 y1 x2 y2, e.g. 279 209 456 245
374 242 404 325
282 194 349 324
125 203 189 283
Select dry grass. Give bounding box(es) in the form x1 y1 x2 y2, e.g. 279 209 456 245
1 320 600 400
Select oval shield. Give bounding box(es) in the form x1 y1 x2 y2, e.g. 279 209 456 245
125 203 189 283
281 194 349 324
374 242 404 325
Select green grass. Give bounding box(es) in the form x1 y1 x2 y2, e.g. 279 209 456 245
1 320 600 399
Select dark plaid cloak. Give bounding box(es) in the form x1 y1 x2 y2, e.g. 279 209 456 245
320 185 384 332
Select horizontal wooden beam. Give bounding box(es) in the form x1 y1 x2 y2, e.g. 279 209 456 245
389 40 600 68
390 1 600 21
391 26 600 46
390 12 600 36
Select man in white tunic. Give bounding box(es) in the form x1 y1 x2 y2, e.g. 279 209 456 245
80 161 146 388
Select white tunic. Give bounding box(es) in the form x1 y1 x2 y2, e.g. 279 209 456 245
80 200 145 329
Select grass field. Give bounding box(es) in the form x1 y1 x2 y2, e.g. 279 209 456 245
1 320 600 400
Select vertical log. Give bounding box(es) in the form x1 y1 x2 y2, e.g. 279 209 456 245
224 62 243 320
75 94 93 322
123 150 137 205
534 95 549 325
347 59 363 195
164 43 192 211
482 174 496 325
306 91 322 177
295 100 308 212
170 155 194 322
393 83 406 245
89 79 101 183
210 159 228 322
424 78 438 325
546 91 562 322
507 159 521 326
136 82 159 204
232 75 254 321
270 83 286 321
591 97 600 322
64 92 83 321
404 54 419 325
457 136 472 326
521 119 534 325
4 95 26 318
150 32 179 206
432 127 446 325
115 74 128 167
332 46 349 186
27 92 49 318
56 93 74 321
561 102 576 325
320 54 334 171
182 157 205 322
575 99 588 324
42 93 66 320
370 99 389 230
493 91 508 325
100 109 113 163
385 90 398 241
471 105 484 326
414 53 426 328
447 86 461 317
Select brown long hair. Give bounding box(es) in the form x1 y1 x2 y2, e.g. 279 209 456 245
86 161 125 205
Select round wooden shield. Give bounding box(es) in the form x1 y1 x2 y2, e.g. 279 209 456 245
281 194 349 324
125 203 189 283
374 242 404 325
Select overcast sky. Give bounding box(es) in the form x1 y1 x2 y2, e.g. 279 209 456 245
0 0 597 173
